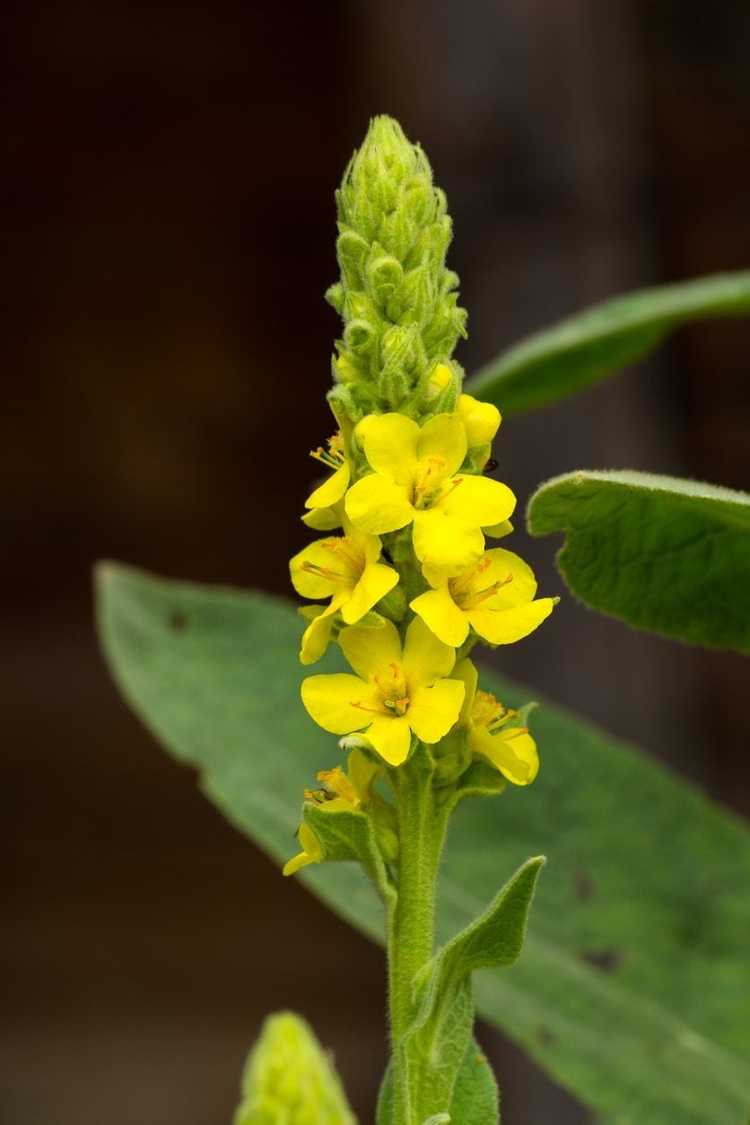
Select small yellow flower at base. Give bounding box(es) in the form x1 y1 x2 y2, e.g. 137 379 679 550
457 393 501 447
411 548 558 648
283 822 324 876
305 433 350 511
455 659 539 785
345 412 516 575
290 525 398 664
301 617 465 766
283 750 378 876
314 748 379 809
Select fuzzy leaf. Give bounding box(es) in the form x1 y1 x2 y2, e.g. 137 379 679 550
466 270 750 414
400 858 542 1118
96 564 750 1125
376 1041 498 1125
528 469 750 653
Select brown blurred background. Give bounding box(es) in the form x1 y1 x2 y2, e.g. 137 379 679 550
3 3 750 1122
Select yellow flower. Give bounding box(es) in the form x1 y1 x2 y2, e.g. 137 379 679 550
305 433 350 511
411 548 557 647
457 393 501 447
302 506 342 531
345 413 516 574
283 749 378 876
455 659 539 785
282 822 324 876
301 617 465 766
290 525 399 664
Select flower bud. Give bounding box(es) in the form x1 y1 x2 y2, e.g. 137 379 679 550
234 1012 355 1125
327 115 467 422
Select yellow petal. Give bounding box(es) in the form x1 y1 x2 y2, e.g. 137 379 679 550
453 658 478 723
299 608 336 665
416 413 467 479
342 561 399 624
467 597 557 645
483 548 537 606
283 823 323 876
347 748 379 801
365 715 412 765
410 587 469 648
305 462 350 510
483 518 513 539
362 531 383 566
402 615 455 685
438 475 516 527
471 726 539 785
289 538 347 599
359 413 420 485
458 393 501 446
408 679 465 743
345 474 414 535
421 563 450 590
301 673 378 734
302 506 342 531
412 509 484 574
339 617 402 680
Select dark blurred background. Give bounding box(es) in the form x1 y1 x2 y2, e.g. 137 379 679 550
3 3 750 1122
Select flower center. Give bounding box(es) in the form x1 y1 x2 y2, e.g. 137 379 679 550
352 662 410 719
411 456 449 509
472 689 515 732
300 536 365 586
450 558 513 609
375 662 410 715
310 432 346 471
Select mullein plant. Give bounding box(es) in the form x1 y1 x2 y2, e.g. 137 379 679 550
274 117 558 1125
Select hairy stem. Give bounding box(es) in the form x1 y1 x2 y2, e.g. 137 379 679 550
387 748 450 1124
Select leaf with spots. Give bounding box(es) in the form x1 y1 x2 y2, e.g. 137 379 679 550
96 564 750 1124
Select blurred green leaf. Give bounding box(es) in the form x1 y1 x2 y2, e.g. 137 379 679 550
96 564 750 1125
465 270 750 414
528 469 750 653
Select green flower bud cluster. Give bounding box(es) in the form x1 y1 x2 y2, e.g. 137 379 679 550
326 115 467 423
234 1012 355 1125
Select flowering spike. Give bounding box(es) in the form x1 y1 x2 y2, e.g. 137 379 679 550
327 115 467 421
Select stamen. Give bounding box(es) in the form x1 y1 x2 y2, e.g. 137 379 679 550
310 433 346 471
412 456 448 508
351 700 389 715
322 538 364 573
383 696 410 716
499 725 528 742
300 561 346 582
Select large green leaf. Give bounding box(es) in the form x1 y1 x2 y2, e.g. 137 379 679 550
96 564 750 1125
527 469 750 653
465 270 750 414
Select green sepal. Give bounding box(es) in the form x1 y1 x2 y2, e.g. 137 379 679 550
234 1010 356 1125
302 800 378 866
451 759 507 804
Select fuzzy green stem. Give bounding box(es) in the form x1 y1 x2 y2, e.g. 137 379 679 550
387 749 450 1124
